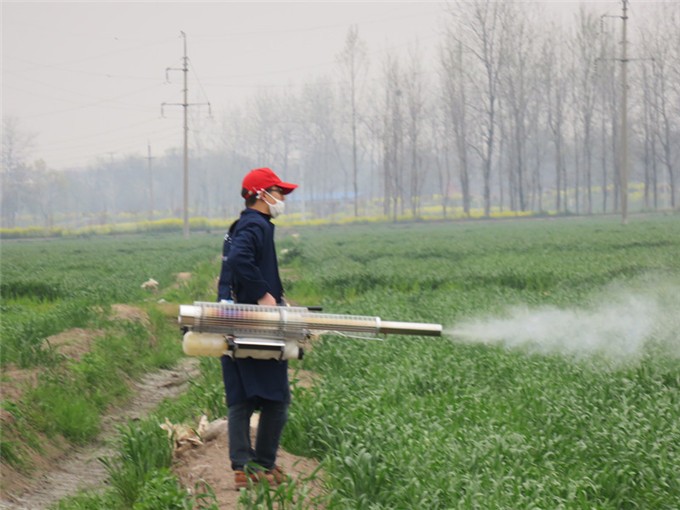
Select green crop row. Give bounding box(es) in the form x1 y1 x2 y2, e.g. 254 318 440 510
0 233 219 367
278 215 680 509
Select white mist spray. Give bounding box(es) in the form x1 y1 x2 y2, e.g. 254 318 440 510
447 277 680 362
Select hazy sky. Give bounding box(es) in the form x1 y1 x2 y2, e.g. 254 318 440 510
3 1 452 170
1 1 659 171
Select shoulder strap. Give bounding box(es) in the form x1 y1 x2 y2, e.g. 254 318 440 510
217 219 239 301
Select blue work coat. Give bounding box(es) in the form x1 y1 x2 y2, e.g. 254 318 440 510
218 208 290 406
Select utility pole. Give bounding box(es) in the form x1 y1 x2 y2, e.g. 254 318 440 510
599 1 642 225
606 1 653 224
107 151 116 221
163 31 210 239
619 0 629 225
147 142 155 221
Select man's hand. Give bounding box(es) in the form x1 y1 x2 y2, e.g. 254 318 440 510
258 293 277 306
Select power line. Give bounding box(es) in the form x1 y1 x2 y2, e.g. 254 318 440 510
188 60 212 107
188 7 444 40
37 125 178 155
4 37 177 70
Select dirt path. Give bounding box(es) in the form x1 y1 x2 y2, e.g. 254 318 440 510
0 358 200 510
1 360 323 510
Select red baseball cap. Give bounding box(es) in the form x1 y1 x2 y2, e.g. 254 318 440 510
241 167 298 197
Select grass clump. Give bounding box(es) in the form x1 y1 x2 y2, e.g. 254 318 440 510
236 463 326 510
53 418 218 510
100 419 175 507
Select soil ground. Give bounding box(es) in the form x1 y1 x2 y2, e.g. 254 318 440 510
1 358 322 510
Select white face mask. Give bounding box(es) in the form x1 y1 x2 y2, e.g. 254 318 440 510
261 190 286 218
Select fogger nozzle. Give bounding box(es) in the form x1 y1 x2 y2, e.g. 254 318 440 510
378 320 443 337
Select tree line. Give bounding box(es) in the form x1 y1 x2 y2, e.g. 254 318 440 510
2 1 678 229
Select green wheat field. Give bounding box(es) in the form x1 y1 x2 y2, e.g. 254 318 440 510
1 215 679 509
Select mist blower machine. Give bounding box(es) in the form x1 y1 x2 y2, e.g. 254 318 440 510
179 302 442 360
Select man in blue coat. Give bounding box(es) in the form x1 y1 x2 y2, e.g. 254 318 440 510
217 167 298 489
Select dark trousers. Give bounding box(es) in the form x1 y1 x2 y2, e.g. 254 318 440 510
228 397 288 471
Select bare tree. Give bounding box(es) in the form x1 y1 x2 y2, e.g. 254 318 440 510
403 42 428 218
573 6 600 214
248 91 279 164
361 86 388 210
527 101 547 212
641 7 679 209
31 163 66 229
499 3 539 212
337 25 369 216
299 78 342 216
450 0 508 217
641 63 658 209
440 35 472 217
595 19 619 214
541 28 568 213
381 53 405 220
1 117 35 228
431 109 454 218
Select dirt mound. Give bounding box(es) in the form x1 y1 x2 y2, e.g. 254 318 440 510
175 272 192 283
167 272 193 291
173 418 323 509
0 366 40 403
173 368 324 508
45 328 104 362
110 304 150 326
